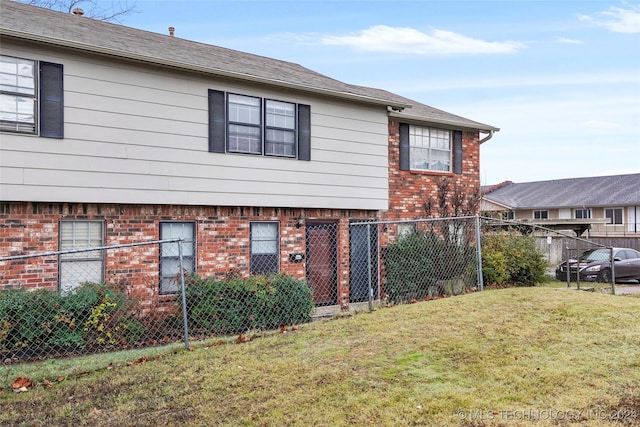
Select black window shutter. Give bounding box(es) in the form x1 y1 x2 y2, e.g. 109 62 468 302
297 104 311 161
39 62 63 139
453 130 463 174
399 123 410 171
208 89 226 153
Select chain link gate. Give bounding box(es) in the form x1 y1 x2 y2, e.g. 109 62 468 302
350 216 483 307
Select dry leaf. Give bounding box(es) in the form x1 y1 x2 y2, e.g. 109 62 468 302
12 377 31 390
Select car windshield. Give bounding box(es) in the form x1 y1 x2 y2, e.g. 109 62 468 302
580 249 611 262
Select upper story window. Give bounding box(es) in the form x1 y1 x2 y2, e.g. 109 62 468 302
605 208 623 225
409 125 451 172
208 90 310 160
399 123 463 174
228 94 261 154
0 55 63 138
0 56 35 133
574 208 591 219
533 210 549 220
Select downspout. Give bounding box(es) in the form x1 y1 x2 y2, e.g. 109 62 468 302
479 130 494 144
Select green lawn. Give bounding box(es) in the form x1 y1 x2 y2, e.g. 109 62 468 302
1 286 639 426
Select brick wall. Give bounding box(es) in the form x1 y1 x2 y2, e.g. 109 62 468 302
385 120 481 221
0 202 376 311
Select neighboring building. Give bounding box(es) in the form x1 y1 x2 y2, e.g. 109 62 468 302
482 174 640 237
0 0 498 310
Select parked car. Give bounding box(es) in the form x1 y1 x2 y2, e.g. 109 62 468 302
555 247 640 283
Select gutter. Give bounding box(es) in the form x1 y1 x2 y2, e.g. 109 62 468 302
479 130 495 144
388 111 500 133
0 29 411 110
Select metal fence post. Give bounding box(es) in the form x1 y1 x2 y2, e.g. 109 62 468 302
178 239 190 349
610 247 616 295
475 215 484 291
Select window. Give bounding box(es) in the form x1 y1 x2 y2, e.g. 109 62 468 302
59 221 104 294
265 99 296 157
574 208 591 219
501 211 515 220
605 208 623 225
533 210 548 220
250 222 279 275
208 90 310 160
160 222 195 294
397 222 416 238
399 124 462 174
228 94 261 154
408 125 451 172
0 55 63 138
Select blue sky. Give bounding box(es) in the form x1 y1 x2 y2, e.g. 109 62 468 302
117 1 638 184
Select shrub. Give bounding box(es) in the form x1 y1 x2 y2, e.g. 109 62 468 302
382 230 476 303
182 273 314 335
481 232 547 286
0 283 142 357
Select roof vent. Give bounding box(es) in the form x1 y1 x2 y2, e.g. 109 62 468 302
72 8 84 16
168 27 175 37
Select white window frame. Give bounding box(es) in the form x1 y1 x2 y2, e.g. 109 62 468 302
574 208 591 219
160 222 196 295
59 220 104 294
0 55 37 134
227 93 262 154
605 208 623 226
250 221 280 275
409 125 452 172
533 210 549 220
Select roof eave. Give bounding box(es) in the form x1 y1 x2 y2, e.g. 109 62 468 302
388 111 500 133
1 28 411 109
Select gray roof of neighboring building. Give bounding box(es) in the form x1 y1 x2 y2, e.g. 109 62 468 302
0 0 498 133
482 174 640 209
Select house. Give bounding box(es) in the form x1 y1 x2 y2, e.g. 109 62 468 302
481 174 640 237
0 0 498 311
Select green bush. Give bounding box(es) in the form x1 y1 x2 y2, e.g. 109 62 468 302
481 233 547 286
0 283 142 356
382 230 476 303
183 273 314 335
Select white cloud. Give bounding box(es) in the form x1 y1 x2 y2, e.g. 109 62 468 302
582 120 620 129
578 4 640 33
555 37 583 44
321 25 523 55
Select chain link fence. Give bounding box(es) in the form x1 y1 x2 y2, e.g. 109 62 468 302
1 216 483 364
350 216 483 307
0 239 192 363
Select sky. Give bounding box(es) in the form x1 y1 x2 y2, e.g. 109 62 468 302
95 1 638 184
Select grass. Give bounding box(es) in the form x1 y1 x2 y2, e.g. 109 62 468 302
1 286 640 426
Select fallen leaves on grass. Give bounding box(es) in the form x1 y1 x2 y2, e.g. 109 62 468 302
12 377 31 392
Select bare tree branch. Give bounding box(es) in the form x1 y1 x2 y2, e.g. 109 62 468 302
20 0 138 23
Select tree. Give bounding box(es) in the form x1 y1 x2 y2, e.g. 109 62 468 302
19 0 137 23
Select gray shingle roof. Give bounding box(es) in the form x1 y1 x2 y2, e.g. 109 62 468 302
482 174 640 209
0 0 497 132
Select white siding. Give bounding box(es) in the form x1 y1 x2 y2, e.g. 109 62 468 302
0 42 390 210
